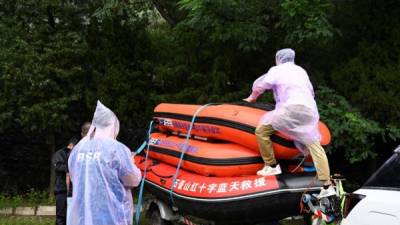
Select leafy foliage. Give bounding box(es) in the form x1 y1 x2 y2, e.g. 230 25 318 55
178 0 271 51
0 0 399 194
278 0 335 45
316 86 385 163
323 0 400 127
0 0 89 135
330 43 400 127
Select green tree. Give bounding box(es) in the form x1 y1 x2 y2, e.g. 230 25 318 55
278 0 335 45
1 0 399 194
0 0 90 194
318 0 400 128
316 86 384 163
0 0 157 193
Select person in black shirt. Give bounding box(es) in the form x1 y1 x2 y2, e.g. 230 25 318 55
66 122 91 198
53 137 78 225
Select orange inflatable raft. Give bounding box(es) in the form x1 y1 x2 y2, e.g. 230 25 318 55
147 133 314 177
134 155 323 224
154 102 331 153
147 132 263 177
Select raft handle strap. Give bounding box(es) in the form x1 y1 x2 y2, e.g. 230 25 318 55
135 141 148 155
169 103 218 204
290 154 308 173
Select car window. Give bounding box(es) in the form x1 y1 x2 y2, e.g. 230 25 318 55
363 152 400 190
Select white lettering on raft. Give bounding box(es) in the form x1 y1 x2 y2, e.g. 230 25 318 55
171 177 267 193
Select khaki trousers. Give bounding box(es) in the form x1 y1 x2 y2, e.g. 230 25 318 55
255 124 330 181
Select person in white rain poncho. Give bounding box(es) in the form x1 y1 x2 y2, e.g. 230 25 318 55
68 101 141 225
244 48 335 198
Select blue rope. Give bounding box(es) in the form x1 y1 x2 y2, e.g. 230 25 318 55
135 120 154 225
135 141 148 155
169 103 216 204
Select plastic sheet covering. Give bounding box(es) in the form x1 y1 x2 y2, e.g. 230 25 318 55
68 101 141 225
275 48 295 64
251 62 321 146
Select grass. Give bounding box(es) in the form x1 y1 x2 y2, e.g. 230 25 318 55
0 215 148 225
0 216 53 225
0 215 305 225
0 190 54 209
280 219 305 225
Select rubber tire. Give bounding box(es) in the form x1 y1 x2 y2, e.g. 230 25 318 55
149 207 172 225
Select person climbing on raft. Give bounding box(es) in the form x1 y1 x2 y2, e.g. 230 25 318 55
244 48 335 198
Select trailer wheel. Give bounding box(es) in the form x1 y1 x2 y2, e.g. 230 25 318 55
148 206 172 225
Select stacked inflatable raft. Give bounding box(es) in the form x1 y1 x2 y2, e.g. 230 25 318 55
134 102 331 224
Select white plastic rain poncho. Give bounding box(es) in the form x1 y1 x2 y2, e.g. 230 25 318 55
248 49 321 146
68 101 141 225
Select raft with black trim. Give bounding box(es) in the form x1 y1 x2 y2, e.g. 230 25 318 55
147 132 263 177
153 103 331 154
134 155 323 224
147 132 314 177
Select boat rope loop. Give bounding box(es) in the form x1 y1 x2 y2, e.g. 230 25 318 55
135 120 154 225
169 103 218 204
290 154 308 173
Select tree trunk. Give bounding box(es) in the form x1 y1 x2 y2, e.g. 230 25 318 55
47 131 56 196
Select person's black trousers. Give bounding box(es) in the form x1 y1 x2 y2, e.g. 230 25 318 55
55 192 67 225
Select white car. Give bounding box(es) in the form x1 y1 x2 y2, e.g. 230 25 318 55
341 146 400 225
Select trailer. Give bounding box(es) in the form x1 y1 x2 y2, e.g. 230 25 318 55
139 194 302 225
135 175 346 225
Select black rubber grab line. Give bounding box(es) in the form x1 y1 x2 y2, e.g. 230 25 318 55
149 145 264 166
153 112 296 148
228 101 275 111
